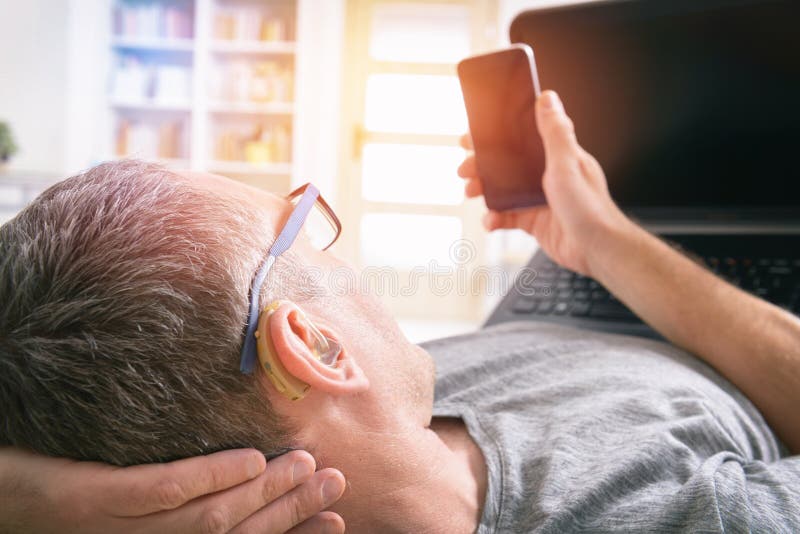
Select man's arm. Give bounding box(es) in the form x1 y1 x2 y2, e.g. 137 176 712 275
459 90 800 453
0 447 345 533
590 220 800 453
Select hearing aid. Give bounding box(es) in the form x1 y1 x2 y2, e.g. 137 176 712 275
254 300 342 401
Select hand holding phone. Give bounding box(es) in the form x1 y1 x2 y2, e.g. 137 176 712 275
459 88 629 277
457 44 546 211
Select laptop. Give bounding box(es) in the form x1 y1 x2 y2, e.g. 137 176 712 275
486 0 800 337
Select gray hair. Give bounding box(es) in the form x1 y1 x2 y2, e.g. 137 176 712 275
0 160 295 466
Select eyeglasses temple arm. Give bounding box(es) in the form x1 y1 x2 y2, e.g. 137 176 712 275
240 254 276 373
239 184 321 374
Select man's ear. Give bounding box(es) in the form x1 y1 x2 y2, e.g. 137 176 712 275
267 302 369 396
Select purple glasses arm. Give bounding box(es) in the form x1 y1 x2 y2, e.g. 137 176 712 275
239 184 321 374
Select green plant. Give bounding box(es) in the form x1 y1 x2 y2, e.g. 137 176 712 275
0 121 18 161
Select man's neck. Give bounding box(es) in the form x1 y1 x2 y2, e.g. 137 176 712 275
324 416 487 533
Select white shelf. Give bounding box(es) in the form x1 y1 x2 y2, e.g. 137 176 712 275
207 160 292 176
209 40 296 55
207 101 293 115
106 1 303 185
111 100 192 112
111 36 195 52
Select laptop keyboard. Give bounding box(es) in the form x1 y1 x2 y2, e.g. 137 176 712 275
512 248 800 322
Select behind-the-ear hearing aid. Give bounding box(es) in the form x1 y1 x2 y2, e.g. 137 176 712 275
254 301 342 401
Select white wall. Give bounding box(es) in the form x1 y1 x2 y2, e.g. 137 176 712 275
0 1 70 173
62 0 112 174
293 0 345 203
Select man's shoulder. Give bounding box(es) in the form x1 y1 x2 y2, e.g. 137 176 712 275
426 321 770 450
426 323 791 533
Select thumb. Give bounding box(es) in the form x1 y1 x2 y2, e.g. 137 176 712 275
536 91 579 164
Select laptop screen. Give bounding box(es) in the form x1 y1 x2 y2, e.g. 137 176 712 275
511 0 800 219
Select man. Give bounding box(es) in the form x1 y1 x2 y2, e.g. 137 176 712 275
2 91 800 532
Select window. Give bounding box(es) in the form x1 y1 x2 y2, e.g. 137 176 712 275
339 0 498 338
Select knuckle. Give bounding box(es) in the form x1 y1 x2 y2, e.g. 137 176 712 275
580 151 605 177
199 506 230 534
205 461 227 491
261 469 289 503
287 492 312 527
151 478 187 510
557 116 575 135
261 452 306 502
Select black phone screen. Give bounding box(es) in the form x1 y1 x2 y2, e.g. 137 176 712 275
458 45 546 211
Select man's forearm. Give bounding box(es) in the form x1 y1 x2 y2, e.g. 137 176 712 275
588 221 800 453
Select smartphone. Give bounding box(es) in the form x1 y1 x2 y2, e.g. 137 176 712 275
457 44 546 211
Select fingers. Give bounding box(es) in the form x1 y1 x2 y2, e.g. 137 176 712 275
483 208 546 233
229 468 346 534
457 154 476 179
104 448 267 516
457 153 483 198
144 450 320 534
459 133 473 150
286 512 345 534
483 210 518 231
578 149 609 191
535 91 580 164
464 179 483 198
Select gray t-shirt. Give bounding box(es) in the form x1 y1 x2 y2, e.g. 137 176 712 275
423 322 800 533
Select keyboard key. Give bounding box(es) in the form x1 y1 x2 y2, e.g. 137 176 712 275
554 302 570 315
574 290 590 301
558 270 575 281
573 278 589 290
768 266 792 276
589 302 639 322
536 271 557 282
570 302 591 317
539 260 557 272
537 300 555 314
527 282 553 294
512 296 538 314
557 289 573 299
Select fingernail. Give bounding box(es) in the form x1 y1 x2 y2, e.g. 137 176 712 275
322 476 344 505
293 461 314 484
541 91 563 112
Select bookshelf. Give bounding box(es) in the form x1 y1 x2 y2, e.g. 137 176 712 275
108 0 303 191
